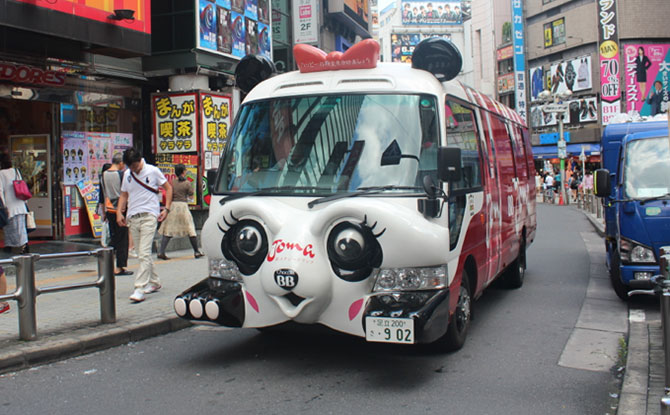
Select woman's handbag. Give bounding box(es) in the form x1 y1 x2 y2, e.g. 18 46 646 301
13 169 32 201
26 211 36 233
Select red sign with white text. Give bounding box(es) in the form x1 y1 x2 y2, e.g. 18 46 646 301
0 62 66 86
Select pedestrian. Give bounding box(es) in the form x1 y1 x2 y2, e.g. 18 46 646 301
0 266 9 314
0 153 28 255
157 164 204 260
102 153 133 276
116 148 173 303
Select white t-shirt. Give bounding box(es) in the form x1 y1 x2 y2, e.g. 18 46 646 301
545 175 555 187
120 159 167 218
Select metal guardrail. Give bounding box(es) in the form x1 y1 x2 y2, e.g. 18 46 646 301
0 247 115 341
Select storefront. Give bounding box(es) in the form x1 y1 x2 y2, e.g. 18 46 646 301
532 143 601 175
0 61 143 240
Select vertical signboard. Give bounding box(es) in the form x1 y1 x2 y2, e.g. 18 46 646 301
511 0 527 123
624 44 670 116
597 0 621 125
153 93 199 153
200 92 233 170
293 0 319 44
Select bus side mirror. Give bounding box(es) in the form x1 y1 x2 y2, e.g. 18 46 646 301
594 168 611 197
206 169 218 194
438 146 461 182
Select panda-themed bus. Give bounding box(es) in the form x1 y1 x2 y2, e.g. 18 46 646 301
173 38 537 351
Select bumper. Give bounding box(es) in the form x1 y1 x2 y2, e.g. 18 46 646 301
621 265 657 289
174 278 245 327
362 289 450 344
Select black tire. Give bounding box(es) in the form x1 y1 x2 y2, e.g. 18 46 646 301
440 271 472 352
609 251 630 301
503 239 526 289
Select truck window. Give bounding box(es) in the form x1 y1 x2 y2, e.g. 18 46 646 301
445 100 482 192
217 94 439 194
623 137 670 198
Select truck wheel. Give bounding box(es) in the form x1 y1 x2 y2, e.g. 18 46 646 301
610 252 630 301
503 239 526 289
439 271 472 352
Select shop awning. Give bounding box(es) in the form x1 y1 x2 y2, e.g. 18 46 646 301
531 143 601 159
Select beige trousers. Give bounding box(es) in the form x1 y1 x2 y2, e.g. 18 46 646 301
127 213 161 289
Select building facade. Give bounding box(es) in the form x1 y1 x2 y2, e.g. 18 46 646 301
525 0 670 172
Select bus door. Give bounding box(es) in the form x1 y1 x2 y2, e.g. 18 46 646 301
488 114 518 267
480 110 503 284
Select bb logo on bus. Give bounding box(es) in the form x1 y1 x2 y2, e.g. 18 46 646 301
274 269 299 290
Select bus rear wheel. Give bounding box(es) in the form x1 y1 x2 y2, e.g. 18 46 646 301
503 239 526 289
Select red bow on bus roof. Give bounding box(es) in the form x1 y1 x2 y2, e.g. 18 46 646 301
293 39 380 73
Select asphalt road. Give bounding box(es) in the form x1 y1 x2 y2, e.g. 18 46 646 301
0 205 621 414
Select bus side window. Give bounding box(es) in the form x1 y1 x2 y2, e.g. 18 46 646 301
445 100 482 192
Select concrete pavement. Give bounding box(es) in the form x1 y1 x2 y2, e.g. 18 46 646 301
0 246 205 373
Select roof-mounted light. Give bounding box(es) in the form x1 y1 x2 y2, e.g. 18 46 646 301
411 37 463 82
293 39 380 73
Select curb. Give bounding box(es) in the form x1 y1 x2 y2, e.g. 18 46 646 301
579 207 647 415
0 316 192 375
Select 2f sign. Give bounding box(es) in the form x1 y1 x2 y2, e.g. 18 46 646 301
293 0 318 43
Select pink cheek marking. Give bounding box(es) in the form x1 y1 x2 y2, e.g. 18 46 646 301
245 291 259 313
348 298 364 321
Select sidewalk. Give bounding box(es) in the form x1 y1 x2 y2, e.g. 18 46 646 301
0 247 206 374
576 203 662 415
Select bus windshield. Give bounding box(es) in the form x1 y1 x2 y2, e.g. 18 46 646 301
623 136 670 199
215 94 439 195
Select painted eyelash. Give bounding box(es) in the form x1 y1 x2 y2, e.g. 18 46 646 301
361 214 386 238
217 211 239 234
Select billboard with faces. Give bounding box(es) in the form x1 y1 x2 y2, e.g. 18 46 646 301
197 0 271 59
401 0 463 25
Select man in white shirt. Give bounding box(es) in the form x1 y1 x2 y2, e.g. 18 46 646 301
116 149 173 303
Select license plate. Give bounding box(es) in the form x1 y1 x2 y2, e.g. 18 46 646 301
365 317 414 344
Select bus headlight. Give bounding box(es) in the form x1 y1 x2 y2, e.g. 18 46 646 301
209 258 243 282
619 238 656 264
373 265 447 292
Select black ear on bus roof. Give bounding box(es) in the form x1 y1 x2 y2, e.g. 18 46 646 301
411 38 462 82
234 54 277 94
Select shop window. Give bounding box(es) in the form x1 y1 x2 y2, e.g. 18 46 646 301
544 18 565 48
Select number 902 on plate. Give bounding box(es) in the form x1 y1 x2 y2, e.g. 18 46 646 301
365 317 415 344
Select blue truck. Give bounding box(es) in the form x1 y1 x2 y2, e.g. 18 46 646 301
595 121 670 300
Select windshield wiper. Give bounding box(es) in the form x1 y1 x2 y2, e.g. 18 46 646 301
220 186 329 205
639 192 670 205
307 185 423 209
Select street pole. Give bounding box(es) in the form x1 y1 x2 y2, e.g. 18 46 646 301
558 112 568 205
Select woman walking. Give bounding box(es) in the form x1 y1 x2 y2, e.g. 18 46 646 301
157 164 203 260
0 153 28 255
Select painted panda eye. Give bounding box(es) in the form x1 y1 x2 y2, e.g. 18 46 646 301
327 221 383 282
220 219 268 275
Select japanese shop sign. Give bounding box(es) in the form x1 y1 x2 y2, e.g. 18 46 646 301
511 0 527 123
200 92 232 170
0 62 66 86
293 0 319 44
197 0 271 60
624 44 670 116
153 93 198 153
75 179 103 238
497 73 515 94
597 0 621 125
497 45 514 62
156 154 199 205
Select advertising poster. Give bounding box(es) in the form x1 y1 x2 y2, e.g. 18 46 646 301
344 0 369 26
597 0 621 125
200 92 233 170
498 73 515 94
156 154 199 206
62 133 88 186
530 97 598 128
153 93 198 153
245 0 258 19
231 11 247 57
624 44 670 115
112 133 134 157
87 132 112 183
548 56 593 97
391 33 451 63
512 0 527 123
75 179 103 238
401 0 462 25
529 66 544 102
293 0 318 44
217 6 233 54
197 0 271 60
